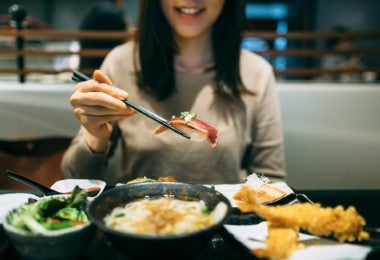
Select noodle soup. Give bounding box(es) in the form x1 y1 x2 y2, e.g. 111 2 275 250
104 196 227 236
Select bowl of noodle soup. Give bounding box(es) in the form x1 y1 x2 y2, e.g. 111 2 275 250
88 182 231 259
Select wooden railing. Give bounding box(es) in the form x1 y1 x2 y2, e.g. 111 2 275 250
0 29 134 78
245 31 380 78
0 29 379 81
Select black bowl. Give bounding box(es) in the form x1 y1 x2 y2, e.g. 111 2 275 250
88 182 232 259
0 224 9 255
4 222 94 259
3 196 95 260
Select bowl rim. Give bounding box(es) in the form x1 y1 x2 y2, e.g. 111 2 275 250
3 194 92 237
3 219 92 237
88 181 232 240
0 193 39 224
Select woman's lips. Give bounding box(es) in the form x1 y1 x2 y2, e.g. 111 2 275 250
174 7 205 19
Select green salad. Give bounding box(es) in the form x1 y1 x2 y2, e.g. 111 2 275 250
7 186 89 234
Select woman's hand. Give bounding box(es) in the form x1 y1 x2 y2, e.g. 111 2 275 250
69 70 136 153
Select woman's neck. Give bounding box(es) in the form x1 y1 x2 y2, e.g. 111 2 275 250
174 34 214 73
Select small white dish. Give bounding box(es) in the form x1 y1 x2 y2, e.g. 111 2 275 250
50 179 106 198
204 182 293 207
0 193 39 224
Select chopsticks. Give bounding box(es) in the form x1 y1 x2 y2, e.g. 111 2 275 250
71 70 191 140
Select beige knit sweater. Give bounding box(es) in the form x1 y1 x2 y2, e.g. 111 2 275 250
61 42 285 185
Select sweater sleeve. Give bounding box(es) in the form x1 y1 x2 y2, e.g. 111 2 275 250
61 124 125 184
60 127 109 180
61 45 127 184
247 71 286 180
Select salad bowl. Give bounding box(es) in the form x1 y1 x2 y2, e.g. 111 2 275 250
3 187 94 259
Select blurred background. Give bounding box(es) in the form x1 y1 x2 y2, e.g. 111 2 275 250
0 0 379 83
0 0 379 191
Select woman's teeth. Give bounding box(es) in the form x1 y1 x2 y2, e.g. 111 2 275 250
181 8 198 14
177 8 202 14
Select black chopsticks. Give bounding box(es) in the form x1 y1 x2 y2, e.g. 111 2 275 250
71 70 191 140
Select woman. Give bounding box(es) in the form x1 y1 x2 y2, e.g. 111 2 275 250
61 0 285 185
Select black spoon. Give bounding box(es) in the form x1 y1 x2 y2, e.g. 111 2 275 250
5 170 100 197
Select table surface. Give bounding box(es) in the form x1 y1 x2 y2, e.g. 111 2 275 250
1 188 379 259
0 84 78 140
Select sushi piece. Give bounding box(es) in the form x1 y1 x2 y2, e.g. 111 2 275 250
154 112 219 148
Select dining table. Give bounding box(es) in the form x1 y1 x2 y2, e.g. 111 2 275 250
1 187 379 260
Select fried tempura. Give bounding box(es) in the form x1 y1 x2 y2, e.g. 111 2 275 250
253 227 303 259
233 185 370 259
234 185 369 242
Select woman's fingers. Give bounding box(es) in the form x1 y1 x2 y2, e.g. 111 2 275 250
73 105 127 117
93 69 113 85
76 114 128 127
75 113 127 140
70 70 136 141
70 80 136 116
74 80 128 100
70 90 130 113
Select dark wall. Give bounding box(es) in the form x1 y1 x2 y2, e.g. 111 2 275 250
315 0 380 67
315 0 380 31
0 0 138 29
1 0 380 31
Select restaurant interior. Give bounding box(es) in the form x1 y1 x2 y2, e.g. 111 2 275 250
0 0 379 258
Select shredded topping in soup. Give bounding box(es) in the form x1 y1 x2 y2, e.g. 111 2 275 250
104 197 227 236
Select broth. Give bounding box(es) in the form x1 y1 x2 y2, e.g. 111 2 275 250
104 196 227 236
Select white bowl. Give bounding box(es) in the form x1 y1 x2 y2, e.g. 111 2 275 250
50 179 106 199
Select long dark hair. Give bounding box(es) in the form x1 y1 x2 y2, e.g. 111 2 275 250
135 0 246 100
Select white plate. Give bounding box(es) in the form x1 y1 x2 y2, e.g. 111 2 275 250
205 182 293 207
50 179 106 198
224 222 371 260
0 193 39 224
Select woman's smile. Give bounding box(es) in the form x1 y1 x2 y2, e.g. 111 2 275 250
160 0 224 40
174 6 206 20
